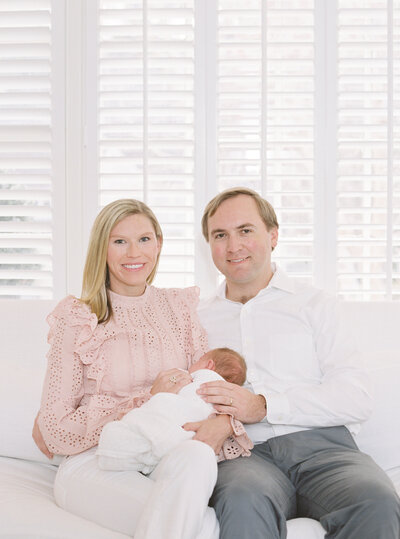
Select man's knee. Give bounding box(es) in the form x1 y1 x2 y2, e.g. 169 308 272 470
212 456 295 514
211 477 295 521
364 489 400 533
322 484 400 538
211 481 262 514
210 482 289 539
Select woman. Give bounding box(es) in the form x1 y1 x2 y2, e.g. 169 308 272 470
33 199 244 538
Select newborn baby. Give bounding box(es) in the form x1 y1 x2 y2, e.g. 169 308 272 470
96 347 247 473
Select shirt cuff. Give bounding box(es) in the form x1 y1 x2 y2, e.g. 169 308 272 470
265 392 291 424
218 416 253 461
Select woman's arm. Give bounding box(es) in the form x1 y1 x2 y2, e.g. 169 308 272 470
37 299 144 455
38 313 106 454
34 365 192 457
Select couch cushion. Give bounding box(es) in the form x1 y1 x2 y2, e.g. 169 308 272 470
0 299 60 464
287 518 324 539
354 352 400 472
0 456 128 538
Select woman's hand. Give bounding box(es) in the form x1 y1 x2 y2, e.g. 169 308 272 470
150 368 192 395
182 415 233 455
32 413 54 459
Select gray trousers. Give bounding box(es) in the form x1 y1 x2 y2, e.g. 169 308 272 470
210 426 400 539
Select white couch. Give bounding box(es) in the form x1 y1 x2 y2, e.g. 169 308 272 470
0 299 399 539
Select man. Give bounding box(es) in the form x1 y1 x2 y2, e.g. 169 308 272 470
196 187 400 539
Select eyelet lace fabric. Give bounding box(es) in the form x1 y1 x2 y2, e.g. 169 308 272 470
38 285 252 459
218 417 253 460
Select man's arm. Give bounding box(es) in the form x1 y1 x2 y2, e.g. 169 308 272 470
260 295 372 429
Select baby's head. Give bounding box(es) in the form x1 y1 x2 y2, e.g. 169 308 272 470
189 347 247 386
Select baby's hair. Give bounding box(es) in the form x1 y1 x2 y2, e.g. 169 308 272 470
212 347 247 386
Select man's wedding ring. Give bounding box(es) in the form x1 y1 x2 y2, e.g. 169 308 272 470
169 375 177 384
229 397 233 406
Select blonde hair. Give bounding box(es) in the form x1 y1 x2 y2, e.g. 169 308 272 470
80 199 163 323
201 187 279 242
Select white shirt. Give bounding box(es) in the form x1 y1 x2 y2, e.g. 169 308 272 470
198 265 372 444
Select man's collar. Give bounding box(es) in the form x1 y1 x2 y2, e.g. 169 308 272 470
267 264 296 294
216 263 296 300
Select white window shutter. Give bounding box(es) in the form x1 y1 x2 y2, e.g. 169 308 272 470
0 0 65 299
216 0 315 283
337 0 398 300
2 1 396 301
96 0 196 288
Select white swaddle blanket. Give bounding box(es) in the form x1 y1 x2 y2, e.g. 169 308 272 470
96 369 222 474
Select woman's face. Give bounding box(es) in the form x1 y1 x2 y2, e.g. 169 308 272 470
106 213 161 296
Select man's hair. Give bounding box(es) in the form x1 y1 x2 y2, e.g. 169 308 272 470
201 187 279 242
211 347 247 386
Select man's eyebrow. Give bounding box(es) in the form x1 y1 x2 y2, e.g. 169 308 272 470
210 223 256 236
237 223 255 229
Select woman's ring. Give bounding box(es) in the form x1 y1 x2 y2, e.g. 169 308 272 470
169 375 177 384
230 397 233 406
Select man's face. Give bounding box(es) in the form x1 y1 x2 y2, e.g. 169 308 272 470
207 195 278 290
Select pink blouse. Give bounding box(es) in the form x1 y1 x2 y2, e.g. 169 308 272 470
38 286 208 455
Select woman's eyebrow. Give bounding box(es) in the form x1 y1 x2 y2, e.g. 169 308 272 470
109 230 155 238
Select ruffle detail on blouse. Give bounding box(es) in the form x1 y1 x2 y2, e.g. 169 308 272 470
164 286 200 312
46 296 112 390
47 296 98 346
163 286 209 365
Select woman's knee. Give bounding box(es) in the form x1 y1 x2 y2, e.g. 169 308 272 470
174 439 216 469
154 439 217 487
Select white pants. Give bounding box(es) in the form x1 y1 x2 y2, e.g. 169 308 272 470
54 439 219 539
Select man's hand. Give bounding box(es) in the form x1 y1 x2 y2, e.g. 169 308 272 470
197 380 267 424
182 414 233 455
32 413 54 459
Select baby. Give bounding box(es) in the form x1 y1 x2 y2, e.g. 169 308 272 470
96 347 247 474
